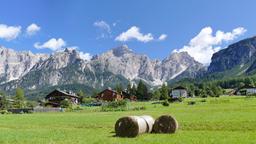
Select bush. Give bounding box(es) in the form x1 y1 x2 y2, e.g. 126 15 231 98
132 106 146 111
169 97 183 103
162 100 169 106
0 110 10 114
82 97 95 104
188 101 196 105
26 101 37 109
107 100 128 108
200 99 207 103
101 100 128 112
73 106 83 111
60 99 72 108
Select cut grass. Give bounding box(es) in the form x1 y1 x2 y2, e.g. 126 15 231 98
0 96 256 143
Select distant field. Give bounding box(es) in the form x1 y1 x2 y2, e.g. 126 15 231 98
0 96 256 144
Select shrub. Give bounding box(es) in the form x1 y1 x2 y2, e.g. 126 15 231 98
60 99 72 108
73 106 83 111
26 101 37 109
188 101 196 105
132 106 146 111
101 100 128 112
200 99 207 103
169 97 183 103
107 100 128 108
162 100 169 106
0 110 10 114
82 97 95 104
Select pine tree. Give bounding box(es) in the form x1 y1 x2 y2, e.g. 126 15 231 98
152 89 161 100
126 83 132 95
115 83 123 94
160 83 169 100
77 90 85 102
131 85 137 96
13 88 26 108
136 80 148 100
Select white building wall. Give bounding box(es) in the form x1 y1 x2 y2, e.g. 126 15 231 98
171 89 188 98
246 88 256 95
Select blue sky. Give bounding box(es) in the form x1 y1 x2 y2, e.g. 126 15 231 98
0 0 255 64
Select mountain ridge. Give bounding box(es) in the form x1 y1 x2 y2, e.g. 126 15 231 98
0 45 204 91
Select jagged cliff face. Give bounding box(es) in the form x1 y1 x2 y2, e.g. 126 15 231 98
0 46 48 84
0 45 204 91
91 45 160 84
160 52 203 81
208 36 256 75
91 45 203 85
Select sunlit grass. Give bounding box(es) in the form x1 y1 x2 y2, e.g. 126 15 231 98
0 96 255 144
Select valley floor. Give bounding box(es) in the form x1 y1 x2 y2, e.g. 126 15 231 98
0 96 255 144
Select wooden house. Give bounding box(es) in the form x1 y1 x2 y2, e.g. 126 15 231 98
96 89 137 101
45 89 79 107
170 86 188 99
121 91 137 101
96 89 123 101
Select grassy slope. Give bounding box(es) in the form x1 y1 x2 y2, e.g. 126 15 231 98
0 96 256 144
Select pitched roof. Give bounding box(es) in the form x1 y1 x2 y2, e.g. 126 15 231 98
173 86 187 90
98 89 118 95
45 89 79 99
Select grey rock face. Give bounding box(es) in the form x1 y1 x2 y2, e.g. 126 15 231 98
208 36 256 74
0 46 48 84
0 45 203 91
91 45 203 85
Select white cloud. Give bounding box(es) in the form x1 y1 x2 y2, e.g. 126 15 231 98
93 20 111 33
115 26 154 43
173 27 247 65
79 52 92 61
0 24 21 41
34 38 66 51
158 34 167 41
26 23 40 36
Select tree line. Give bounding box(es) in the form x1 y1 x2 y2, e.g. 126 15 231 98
0 88 35 110
114 79 223 101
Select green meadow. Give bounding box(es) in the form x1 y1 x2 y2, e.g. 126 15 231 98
0 96 256 144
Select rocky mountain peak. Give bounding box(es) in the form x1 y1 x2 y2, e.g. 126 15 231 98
0 47 49 83
64 47 77 53
208 36 256 73
0 45 204 91
164 51 200 64
112 45 133 57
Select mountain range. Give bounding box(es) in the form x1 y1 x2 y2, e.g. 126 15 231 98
1 36 256 97
0 45 204 93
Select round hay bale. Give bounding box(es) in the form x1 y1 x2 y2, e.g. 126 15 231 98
140 115 155 133
115 115 154 137
152 115 178 133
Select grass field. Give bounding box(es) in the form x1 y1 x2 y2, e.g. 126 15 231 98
0 96 256 144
